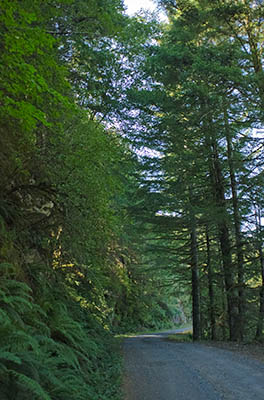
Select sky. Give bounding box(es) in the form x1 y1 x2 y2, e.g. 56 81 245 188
123 0 157 15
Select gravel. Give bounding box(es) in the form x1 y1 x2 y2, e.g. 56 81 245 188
122 329 264 400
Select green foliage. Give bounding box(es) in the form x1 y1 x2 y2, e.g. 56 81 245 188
0 265 122 400
0 0 181 398
0 0 70 184
167 331 193 343
122 0 264 342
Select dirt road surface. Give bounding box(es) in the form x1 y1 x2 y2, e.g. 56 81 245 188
123 329 264 400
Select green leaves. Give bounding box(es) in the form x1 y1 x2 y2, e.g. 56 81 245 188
0 269 123 400
0 0 195 398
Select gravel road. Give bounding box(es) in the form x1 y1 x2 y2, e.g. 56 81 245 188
122 328 264 400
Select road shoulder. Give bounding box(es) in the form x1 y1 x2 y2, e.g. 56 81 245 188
201 340 264 363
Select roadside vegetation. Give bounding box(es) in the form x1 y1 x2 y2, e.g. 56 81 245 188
167 331 193 343
0 1 184 398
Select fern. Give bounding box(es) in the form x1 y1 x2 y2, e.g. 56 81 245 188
10 370 51 400
0 263 122 400
49 302 98 353
46 342 81 370
0 351 21 365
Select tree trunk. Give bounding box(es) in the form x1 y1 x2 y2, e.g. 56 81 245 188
201 98 240 341
206 226 216 340
255 206 264 340
223 103 245 340
190 218 201 341
209 137 240 341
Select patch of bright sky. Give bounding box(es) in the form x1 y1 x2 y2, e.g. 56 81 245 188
124 0 157 15
253 128 264 137
123 0 167 21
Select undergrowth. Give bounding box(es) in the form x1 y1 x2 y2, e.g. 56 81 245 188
167 331 193 343
0 263 122 400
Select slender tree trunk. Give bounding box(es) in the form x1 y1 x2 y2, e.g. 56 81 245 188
255 206 264 340
221 274 228 341
209 137 239 341
223 103 245 340
202 99 239 340
190 218 200 341
218 240 228 341
256 246 264 340
219 223 239 340
206 226 216 340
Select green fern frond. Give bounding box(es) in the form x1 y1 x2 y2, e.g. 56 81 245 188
0 351 21 365
2 279 32 296
46 343 81 370
0 280 33 318
10 370 51 400
33 334 54 349
27 319 50 337
50 310 98 352
7 330 40 353
50 311 87 348
51 371 96 400
0 305 27 332
0 308 11 324
35 366 63 393
69 347 92 367
0 278 50 335
1 294 33 311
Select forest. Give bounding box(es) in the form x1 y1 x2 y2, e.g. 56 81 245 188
0 0 263 399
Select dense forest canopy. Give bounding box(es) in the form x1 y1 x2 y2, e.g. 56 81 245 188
0 0 264 398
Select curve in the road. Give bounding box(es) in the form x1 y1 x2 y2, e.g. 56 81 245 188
123 329 264 400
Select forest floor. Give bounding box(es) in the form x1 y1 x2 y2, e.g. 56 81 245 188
122 328 264 400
